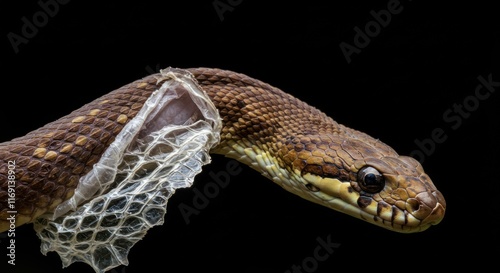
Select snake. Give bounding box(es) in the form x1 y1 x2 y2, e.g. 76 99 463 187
0 67 445 235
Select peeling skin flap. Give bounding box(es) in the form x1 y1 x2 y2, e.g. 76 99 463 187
33 68 222 273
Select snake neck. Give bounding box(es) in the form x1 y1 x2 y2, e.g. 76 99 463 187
189 67 343 148
188 68 349 185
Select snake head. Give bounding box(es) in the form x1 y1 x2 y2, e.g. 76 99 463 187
280 132 446 233
348 156 446 232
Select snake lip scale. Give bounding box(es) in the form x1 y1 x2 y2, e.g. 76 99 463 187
0 67 445 235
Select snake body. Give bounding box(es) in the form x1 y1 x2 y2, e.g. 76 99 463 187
0 68 445 233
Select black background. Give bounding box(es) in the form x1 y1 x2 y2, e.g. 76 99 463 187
1 1 499 272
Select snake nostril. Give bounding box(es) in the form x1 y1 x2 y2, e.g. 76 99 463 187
406 191 443 224
407 198 420 212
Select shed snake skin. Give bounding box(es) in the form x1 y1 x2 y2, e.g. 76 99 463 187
0 67 445 234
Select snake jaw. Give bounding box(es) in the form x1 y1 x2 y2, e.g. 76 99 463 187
295 154 446 233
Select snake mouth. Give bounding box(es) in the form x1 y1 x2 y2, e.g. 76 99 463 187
366 196 446 233
298 172 446 233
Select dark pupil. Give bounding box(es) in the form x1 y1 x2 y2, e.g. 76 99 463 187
364 173 378 185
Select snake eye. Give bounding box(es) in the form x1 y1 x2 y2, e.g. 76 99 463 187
357 166 385 193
